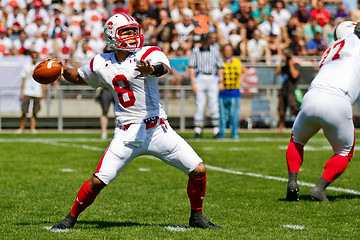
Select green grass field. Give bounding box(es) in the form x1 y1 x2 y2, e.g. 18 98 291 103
1 131 360 239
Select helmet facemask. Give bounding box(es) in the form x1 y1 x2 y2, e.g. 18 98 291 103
114 24 144 52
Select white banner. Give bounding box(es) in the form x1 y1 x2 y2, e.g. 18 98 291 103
0 55 31 112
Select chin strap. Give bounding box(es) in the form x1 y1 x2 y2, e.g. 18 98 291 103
355 22 360 39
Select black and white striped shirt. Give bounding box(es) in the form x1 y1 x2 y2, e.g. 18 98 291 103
188 45 223 75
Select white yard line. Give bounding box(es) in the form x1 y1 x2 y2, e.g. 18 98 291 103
205 165 360 195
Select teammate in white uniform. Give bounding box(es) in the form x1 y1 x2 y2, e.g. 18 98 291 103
286 21 360 201
51 14 222 230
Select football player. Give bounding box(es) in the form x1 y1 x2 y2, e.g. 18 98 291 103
286 21 360 201
51 14 222 230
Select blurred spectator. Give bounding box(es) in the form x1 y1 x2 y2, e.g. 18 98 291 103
132 0 155 24
88 31 106 54
24 15 47 40
73 40 96 68
33 30 54 60
83 0 107 29
303 17 323 43
233 0 252 28
140 18 155 45
267 33 284 64
306 30 327 55
49 4 67 30
193 3 214 40
26 1 50 25
170 0 193 24
12 30 32 55
70 20 89 43
333 2 350 19
0 27 13 55
247 29 271 64
251 0 271 24
63 0 83 15
288 32 307 56
322 17 336 44
50 16 66 39
1 0 27 15
169 46 190 97
310 0 330 27
112 0 129 15
54 30 75 60
17 51 46 134
150 0 170 25
271 0 291 28
175 13 194 43
228 28 246 56
6 5 26 40
217 13 237 44
258 15 281 41
282 16 300 46
293 0 311 26
244 18 257 43
67 8 85 38
153 8 175 55
219 44 247 139
210 0 232 23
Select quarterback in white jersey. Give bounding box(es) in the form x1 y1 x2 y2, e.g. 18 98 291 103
51 14 222 230
286 21 359 202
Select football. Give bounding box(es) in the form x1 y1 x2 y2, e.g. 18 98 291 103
33 59 62 84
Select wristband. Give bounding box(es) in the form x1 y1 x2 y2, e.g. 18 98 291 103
149 64 165 77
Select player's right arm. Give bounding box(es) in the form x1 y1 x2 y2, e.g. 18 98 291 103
62 67 86 84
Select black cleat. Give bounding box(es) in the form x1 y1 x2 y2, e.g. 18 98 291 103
309 187 329 202
189 210 222 229
51 213 77 230
286 181 299 201
286 188 299 201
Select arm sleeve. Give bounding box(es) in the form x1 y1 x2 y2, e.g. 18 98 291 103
143 50 171 70
78 56 104 89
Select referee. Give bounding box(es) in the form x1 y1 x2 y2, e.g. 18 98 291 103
189 33 224 138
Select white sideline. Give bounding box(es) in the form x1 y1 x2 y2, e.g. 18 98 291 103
3 138 360 196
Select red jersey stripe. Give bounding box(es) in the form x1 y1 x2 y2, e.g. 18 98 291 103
90 57 94 73
140 47 161 61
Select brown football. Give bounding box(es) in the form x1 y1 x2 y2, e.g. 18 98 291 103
33 59 62 84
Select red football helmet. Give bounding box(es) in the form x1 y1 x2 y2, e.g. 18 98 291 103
104 14 144 52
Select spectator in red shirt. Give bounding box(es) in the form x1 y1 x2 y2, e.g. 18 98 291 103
112 0 128 15
310 0 330 27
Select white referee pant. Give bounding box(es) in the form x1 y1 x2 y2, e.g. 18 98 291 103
194 73 220 127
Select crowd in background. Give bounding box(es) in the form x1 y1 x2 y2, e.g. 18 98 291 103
0 0 359 71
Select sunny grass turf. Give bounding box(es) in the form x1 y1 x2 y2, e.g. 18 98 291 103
1 132 360 239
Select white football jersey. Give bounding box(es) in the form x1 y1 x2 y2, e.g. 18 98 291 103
311 33 360 104
78 46 171 125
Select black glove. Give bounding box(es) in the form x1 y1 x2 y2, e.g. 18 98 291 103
355 22 360 39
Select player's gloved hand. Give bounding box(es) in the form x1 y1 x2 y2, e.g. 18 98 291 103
355 22 360 39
